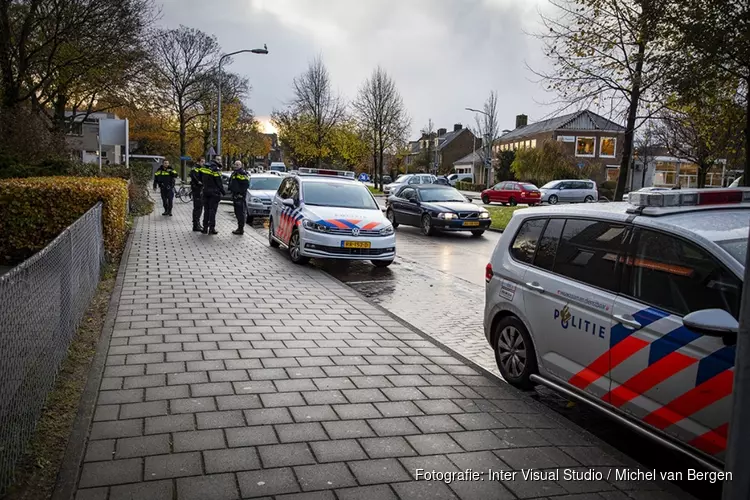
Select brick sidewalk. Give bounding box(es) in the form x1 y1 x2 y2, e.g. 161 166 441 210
66 203 685 500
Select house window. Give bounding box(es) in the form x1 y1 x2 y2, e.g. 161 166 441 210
525 140 531 148
600 137 616 158
68 122 83 136
606 166 619 181
530 139 537 148
576 137 596 157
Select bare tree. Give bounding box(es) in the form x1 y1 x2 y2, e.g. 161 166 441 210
535 0 672 200
633 121 659 190
352 66 411 190
290 56 346 167
150 26 223 175
472 91 500 188
415 119 435 173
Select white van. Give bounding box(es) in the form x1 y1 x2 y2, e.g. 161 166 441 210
269 162 287 173
447 173 474 186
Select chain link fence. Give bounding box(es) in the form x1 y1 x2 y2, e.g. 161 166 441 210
0 203 104 494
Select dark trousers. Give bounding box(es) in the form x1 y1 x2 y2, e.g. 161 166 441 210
202 193 221 230
160 188 174 214
232 195 246 229
192 188 203 227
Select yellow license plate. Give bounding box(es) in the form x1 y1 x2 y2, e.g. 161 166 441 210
343 241 371 249
463 221 480 227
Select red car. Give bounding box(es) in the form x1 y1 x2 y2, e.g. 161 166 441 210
481 181 541 206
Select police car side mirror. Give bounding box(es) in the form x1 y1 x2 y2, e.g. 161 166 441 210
683 309 738 338
282 198 295 208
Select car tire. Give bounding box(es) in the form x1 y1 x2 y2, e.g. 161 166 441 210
268 218 280 248
584 195 595 203
421 214 434 236
493 316 537 390
548 195 558 205
471 230 485 237
288 228 309 265
246 214 254 225
372 259 393 268
386 208 399 228
509 197 517 206
481 195 490 205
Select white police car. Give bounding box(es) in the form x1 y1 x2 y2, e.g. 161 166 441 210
484 188 748 469
268 168 396 267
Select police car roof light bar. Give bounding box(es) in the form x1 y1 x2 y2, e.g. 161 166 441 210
629 188 750 208
296 168 356 179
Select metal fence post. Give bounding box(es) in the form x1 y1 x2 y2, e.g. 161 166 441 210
723 227 750 499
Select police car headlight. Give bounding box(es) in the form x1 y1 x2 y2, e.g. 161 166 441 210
250 197 263 204
379 225 394 236
479 211 490 219
302 219 330 232
438 213 457 220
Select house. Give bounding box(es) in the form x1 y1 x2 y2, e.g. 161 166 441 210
496 110 626 182
65 111 123 164
452 150 487 184
405 124 479 175
633 145 735 189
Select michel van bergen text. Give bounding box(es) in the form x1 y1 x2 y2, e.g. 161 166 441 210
415 468 731 484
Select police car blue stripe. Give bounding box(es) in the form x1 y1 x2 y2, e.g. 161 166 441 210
695 345 735 387
610 307 670 348
647 325 701 366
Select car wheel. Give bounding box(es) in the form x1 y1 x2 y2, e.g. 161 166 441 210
509 197 517 206
372 259 393 268
481 195 490 205
493 316 537 390
548 195 558 205
268 218 280 248
246 214 254 225
584 195 595 203
386 208 399 228
288 229 309 265
421 214 434 236
471 230 485 237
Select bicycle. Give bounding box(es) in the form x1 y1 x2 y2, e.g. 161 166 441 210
176 183 192 203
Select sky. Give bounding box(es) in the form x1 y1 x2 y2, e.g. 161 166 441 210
158 0 555 138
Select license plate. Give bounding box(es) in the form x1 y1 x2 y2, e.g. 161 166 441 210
342 241 371 249
463 221 480 227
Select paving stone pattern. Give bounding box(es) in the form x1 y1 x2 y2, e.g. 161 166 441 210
72 205 684 500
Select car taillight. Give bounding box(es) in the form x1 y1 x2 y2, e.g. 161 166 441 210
485 263 493 283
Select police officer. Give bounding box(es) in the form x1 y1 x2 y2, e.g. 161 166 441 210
200 155 225 234
228 160 250 235
153 160 178 216
189 157 207 231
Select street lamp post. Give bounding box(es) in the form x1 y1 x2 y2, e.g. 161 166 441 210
217 46 269 158
466 107 494 189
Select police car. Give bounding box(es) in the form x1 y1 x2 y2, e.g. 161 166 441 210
484 188 748 469
268 168 396 267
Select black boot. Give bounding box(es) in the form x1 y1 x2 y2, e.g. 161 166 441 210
200 227 208 234
193 225 203 232
209 229 218 235
232 228 244 235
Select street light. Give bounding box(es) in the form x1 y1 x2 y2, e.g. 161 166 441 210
466 107 493 189
217 45 269 158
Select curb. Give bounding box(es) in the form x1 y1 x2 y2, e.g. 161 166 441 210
51 219 138 500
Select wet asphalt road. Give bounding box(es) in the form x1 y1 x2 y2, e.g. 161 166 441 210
235 205 721 500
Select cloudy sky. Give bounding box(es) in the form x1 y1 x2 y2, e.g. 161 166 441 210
159 0 555 137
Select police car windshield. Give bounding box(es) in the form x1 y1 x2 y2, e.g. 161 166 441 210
418 187 466 203
249 177 283 191
303 182 379 210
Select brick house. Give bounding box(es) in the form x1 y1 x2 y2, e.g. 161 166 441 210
496 110 626 182
405 124 479 175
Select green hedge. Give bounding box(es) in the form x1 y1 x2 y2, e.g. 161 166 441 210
455 181 487 192
0 177 128 264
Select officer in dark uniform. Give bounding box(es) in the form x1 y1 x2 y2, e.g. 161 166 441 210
153 160 178 216
228 160 250 235
190 157 207 231
200 156 225 234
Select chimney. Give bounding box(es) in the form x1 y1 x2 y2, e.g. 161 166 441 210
515 114 528 128
453 123 462 132
437 128 447 137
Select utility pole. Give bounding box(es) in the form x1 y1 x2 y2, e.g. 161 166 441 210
723 228 750 500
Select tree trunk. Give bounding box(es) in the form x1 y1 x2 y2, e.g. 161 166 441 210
615 40 645 201
378 143 385 195
697 164 708 188
744 85 750 187
54 93 68 134
179 112 187 180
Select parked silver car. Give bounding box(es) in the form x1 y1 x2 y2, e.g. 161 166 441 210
540 179 598 204
383 174 437 195
245 174 284 224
